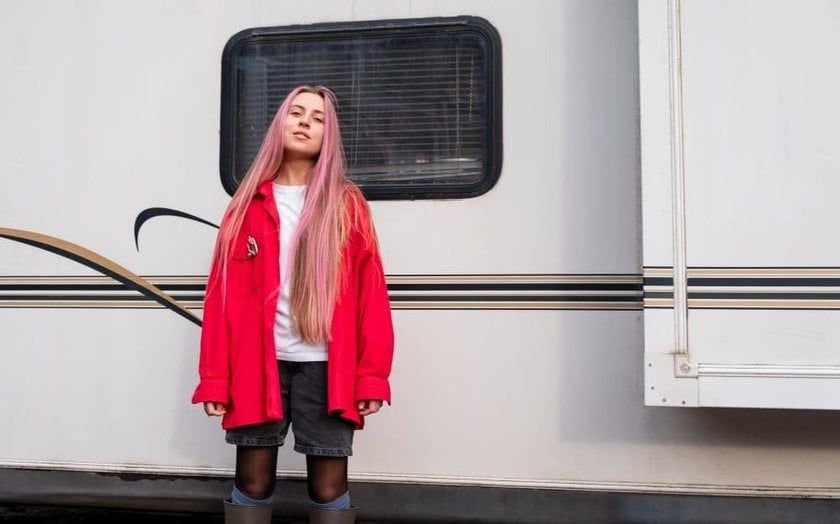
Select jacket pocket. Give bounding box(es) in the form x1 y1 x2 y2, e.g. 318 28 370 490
226 233 262 297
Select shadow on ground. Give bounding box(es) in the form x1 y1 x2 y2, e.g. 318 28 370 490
0 505 387 524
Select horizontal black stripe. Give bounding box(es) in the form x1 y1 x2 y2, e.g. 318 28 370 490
690 292 840 300
0 284 124 291
389 282 641 291
0 294 642 303
389 295 640 302
1 294 639 303
688 277 840 287
0 294 206 302
646 292 840 300
0 283 640 293
396 306 638 310
643 277 674 286
0 284 205 292
645 277 840 287
687 266 840 270
690 307 840 311
154 284 204 292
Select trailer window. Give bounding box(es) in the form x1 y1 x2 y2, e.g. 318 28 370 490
219 17 502 200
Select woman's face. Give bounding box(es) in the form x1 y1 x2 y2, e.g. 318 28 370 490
283 92 326 160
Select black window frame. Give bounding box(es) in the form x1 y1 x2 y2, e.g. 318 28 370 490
219 16 503 200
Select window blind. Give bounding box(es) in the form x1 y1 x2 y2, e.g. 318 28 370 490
221 17 502 199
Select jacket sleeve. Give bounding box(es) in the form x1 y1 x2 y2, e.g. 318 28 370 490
353 206 394 404
191 253 231 405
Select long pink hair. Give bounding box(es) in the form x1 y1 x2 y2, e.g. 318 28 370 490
212 85 362 343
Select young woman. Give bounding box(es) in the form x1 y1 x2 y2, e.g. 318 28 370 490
192 85 394 524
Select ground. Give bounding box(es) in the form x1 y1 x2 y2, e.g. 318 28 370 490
0 505 391 524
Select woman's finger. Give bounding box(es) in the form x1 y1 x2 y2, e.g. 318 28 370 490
204 401 226 416
357 399 382 416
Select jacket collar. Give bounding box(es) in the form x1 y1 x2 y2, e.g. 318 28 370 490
255 179 275 199
254 179 280 225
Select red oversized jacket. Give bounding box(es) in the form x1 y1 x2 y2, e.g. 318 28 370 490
191 181 394 430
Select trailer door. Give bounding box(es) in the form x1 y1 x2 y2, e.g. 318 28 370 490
640 0 840 408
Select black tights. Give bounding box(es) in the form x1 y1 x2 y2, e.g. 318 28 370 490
234 445 348 503
234 446 278 500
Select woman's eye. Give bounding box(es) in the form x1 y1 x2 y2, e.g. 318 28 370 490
314 117 324 123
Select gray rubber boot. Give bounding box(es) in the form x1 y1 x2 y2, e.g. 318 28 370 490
223 499 273 524
309 506 357 524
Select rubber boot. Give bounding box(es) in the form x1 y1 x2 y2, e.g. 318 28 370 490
224 499 273 524
309 506 357 524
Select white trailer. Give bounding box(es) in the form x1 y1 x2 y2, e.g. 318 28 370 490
2 1 840 522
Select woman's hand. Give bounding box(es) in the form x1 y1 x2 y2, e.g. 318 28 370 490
203 401 227 417
357 399 383 416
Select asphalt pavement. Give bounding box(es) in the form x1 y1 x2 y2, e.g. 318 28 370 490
0 505 391 523
1 506 226 523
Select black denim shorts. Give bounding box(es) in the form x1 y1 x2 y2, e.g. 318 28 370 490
225 360 354 457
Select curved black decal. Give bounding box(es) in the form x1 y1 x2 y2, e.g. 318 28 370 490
134 207 218 251
0 227 201 326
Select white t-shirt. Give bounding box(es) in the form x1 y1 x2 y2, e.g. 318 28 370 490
273 183 327 361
